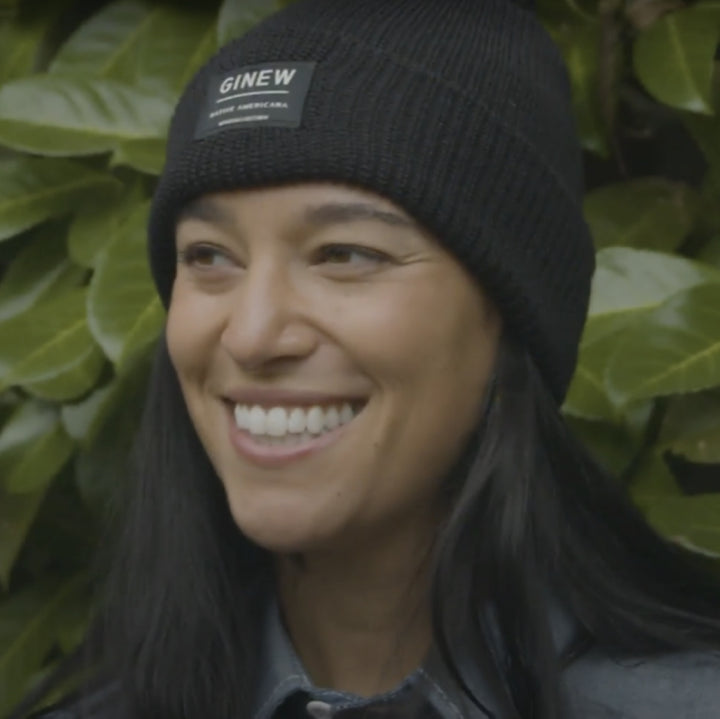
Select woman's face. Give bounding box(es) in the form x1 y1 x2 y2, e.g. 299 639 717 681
167 184 501 553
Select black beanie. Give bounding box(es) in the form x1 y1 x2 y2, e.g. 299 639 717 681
148 0 595 404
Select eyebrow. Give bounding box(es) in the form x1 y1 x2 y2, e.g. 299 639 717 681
304 202 417 230
177 197 416 232
177 197 235 229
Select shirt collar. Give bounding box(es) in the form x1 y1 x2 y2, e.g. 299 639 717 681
253 597 312 719
253 593 581 719
253 599 498 719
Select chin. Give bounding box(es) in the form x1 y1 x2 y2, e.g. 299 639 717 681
227 495 340 555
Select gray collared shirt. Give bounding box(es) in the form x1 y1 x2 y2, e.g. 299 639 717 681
251 597 720 719
37 598 720 719
252 600 497 719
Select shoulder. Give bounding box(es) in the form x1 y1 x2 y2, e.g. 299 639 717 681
563 646 720 719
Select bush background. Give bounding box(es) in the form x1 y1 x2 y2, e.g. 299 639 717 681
0 0 719 714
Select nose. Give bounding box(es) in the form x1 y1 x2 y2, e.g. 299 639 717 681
220 259 318 372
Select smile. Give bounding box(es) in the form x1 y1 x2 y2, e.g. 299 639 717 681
234 402 359 444
226 398 366 466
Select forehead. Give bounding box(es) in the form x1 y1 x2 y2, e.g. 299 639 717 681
176 183 421 231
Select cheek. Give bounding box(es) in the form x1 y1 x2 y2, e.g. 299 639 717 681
165 281 221 376
334 272 497 398
389 314 496 506
165 288 230 474
418 291 499 436
331 274 498 500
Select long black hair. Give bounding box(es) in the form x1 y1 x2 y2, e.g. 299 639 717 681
433 333 720 717
14 332 720 719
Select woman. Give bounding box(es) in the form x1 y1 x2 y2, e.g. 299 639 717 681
18 0 720 717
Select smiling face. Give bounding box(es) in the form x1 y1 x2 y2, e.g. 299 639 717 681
166 184 501 554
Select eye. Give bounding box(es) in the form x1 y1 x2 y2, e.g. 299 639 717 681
177 243 235 269
314 244 390 267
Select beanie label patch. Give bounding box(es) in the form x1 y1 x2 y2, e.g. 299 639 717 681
195 62 316 139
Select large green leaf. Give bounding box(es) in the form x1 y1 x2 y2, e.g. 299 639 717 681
60 382 116 445
55 593 91 654
0 157 121 242
564 248 720 420
659 390 720 463
644 493 720 558
685 113 720 167
59 355 153 449
0 225 85 321
73 354 151 514
630 452 683 512
0 401 74 495
684 113 720 234
132 7 216 95
87 202 164 367
175 25 218 92
0 288 105 401
698 172 720 237
0 0 75 85
587 247 720 318
50 0 154 82
607 282 720 403
111 137 167 175
66 179 146 268
0 484 46 587
217 0 281 45
566 416 638 476
696 236 720 269
18 660 83 716
0 17 41 86
0 575 86 717
18 476 97 578
0 399 68 583
553 22 608 156
0 76 173 156
633 5 720 114
0 393 19 429
567 317 656 423
51 0 216 96
564 362 618 422
538 0 597 23
584 179 697 252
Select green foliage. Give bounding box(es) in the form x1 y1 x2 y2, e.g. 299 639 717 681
0 158 121 241
0 0 719 713
0 575 87 714
633 3 720 115
86 200 163 367
548 1 720 566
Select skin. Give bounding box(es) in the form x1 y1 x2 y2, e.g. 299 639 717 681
167 183 501 695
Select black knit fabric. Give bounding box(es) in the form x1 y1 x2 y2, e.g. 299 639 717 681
148 0 595 403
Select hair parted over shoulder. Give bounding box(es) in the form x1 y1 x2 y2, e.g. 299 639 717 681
9 0 720 718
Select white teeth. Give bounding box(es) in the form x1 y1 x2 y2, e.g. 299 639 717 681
249 431 322 447
266 407 288 437
324 406 340 431
234 405 251 430
288 408 306 434
340 403 354 425
306 406 325 435
233 402 361 438
249 406 267 435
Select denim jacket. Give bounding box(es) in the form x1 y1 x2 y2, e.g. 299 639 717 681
36 599 720 719
252 599 720 719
